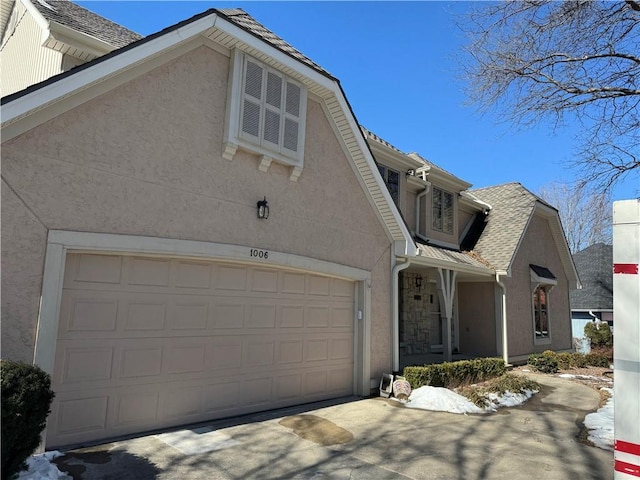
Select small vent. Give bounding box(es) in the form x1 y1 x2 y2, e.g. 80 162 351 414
264 110 281 145
244 61 263 99
286 82 301 116
283 118 299 152
242 100 261 137
266 72 282 108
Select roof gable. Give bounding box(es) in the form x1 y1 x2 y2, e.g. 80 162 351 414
469 182 579 287
1 3 416 257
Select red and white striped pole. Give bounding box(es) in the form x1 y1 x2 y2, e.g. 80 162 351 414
613 199 640 479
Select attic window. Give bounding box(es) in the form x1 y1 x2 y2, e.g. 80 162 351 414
223 50 308 181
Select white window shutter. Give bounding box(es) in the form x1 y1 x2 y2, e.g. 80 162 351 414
283 82 301 153
242 60 264 138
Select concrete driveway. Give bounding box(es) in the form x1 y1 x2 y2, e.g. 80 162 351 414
53 374 613 480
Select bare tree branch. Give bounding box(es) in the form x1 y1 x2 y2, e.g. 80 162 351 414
458 0 640 192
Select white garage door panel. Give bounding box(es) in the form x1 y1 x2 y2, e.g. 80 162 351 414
48 254 356 447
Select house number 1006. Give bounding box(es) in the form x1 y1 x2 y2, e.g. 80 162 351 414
250 249 269 259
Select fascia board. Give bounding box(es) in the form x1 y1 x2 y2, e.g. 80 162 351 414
533 202 581 289
21 0 49 31
410 254 494 277
367 140 415 170
46 20 115 56
328 91 416 256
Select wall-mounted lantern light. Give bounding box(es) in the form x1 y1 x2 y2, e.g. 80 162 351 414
415 275 423 290
257 196 269 219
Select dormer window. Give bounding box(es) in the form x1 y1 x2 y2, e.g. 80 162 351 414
378 165 400 206
224 51 308 180
432 187 453 234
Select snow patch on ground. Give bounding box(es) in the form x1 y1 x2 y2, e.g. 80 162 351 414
16 451 70 480
404 386 486 414
584 387 614 451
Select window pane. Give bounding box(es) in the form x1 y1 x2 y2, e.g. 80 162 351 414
241 100 261 137
283 118 299 151
266 72 282 108
244 61 263 99
263 109 280 145
534 286 549 338
285 82 301 116
387 170 399 205
432 189 442 231
443 191 453 234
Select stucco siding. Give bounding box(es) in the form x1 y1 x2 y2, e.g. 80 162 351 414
506 214 572 357
458 282 496 356
1 179 48 362
1 45 392 373
1 1 63 96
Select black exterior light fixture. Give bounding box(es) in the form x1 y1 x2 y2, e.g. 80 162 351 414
257 196 269 219
415 275 423 290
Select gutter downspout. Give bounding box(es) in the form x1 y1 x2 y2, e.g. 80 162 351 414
496 271 510 365
392 259 411 372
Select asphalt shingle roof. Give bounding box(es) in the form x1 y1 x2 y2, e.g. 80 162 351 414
570 243 613 310
468 183 541 271
31 0 142 48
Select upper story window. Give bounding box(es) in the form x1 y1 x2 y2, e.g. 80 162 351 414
378 165 400 206
432 187 453 234
224 51 308 180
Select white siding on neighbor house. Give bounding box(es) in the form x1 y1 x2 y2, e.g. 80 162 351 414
1 1 63 96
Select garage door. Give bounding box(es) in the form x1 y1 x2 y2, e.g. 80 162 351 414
47 253 355 447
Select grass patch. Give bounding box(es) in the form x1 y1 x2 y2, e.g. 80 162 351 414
457 373 541 408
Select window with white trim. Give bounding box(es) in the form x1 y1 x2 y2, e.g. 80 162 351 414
378 165 400 206
533 285 550 339
432 187 453 234
530 264 556 343
224 51 307 180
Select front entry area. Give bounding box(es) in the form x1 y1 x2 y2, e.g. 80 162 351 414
47 253 355 448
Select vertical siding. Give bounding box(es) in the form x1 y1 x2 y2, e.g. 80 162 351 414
1 2 62 96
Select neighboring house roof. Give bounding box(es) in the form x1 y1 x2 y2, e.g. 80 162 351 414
469 182 579 287
30 0 142 48
1 3 416 256
570 243 613 310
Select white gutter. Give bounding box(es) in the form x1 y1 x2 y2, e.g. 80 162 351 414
496 271 510 365
392 259 411 372
414 182 431 235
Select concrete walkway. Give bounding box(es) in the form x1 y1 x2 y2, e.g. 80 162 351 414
53 374 613 480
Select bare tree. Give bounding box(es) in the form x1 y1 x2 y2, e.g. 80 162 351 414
460 1 640 192
538 181 612 253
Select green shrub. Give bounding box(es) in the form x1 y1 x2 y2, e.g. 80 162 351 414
584 321 613 347
1 360 55 480
528 352 558 373
585 353 611 368
403 357 506 389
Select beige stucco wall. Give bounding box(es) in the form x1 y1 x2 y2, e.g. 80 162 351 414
505 214 572 357
457 282 497 356
1 45 393 378
0 1 63 96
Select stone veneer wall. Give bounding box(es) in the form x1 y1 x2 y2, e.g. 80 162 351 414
399 272 441 354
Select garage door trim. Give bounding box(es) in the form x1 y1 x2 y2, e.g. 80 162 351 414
35 231 372 407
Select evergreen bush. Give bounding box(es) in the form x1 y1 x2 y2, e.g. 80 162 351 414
584 321 613 347
1 360 55 480
403 357 506 389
